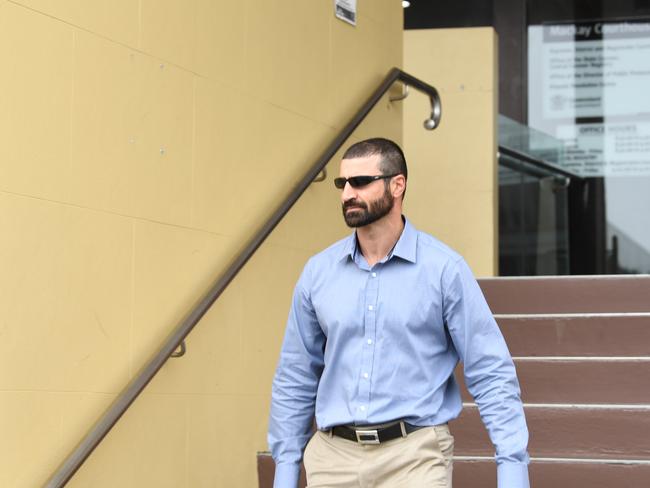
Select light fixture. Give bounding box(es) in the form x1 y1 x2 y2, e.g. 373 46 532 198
402 1 411 7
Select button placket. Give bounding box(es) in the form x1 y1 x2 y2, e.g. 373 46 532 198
357 267 379 421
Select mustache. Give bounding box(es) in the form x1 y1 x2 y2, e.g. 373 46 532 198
342 199 368 211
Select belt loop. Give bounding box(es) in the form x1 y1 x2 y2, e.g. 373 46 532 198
399 421 407 437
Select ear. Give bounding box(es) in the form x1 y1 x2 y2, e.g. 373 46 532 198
392 174 406 199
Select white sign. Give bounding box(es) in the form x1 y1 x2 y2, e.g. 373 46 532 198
335 0 357 26
529 20 650 177
556 122 650 177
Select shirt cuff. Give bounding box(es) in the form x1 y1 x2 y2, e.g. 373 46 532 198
497 462 530 488
273 462 301 488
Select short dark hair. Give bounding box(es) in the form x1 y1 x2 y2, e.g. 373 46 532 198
342 138 408 181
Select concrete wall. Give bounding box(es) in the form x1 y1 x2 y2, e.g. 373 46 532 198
403 27 499 276
0 1 403 486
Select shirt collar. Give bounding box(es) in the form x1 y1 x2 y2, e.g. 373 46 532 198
338 217 418 264
391 217 417 263
339 232 357 262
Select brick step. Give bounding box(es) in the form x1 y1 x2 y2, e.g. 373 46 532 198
478 275 650 314
496 314 650 356
456 360 650 403
452 405 650 459
453 459 650 488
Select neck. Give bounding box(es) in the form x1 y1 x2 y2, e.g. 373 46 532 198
356 211 405 267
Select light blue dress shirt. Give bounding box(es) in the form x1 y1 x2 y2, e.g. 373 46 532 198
269 218 530 488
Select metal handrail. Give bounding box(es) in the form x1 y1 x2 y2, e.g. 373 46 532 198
43 67 441 487
498 145 584 181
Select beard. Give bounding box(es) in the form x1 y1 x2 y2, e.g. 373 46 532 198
342 185 395 228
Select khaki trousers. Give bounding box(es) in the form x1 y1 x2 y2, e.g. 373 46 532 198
303 424 454 488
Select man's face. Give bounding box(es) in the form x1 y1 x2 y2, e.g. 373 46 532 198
339 154 395 228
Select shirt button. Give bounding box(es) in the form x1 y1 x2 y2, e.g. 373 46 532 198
371 272 377 278
367 339 373 345
368 305 373 311
363 373 369 379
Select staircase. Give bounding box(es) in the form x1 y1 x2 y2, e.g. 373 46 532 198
258 275 650 487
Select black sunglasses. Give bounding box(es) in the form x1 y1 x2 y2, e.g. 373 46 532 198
333 173 400 189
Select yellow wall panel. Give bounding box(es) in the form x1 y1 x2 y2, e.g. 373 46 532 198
447 191 497 274
69 392 189 487
405 90 496 194
358 0 401 28
408 188 497 277
64 394 138 488
329 15 402 129
236 100 334 233
130 58 194 227
131 220 236 378
69 30 141 215
13 0 139 47
130 394 189 488
4 392 127 488
0 2 73 202
187 394 270 487
0 392 63 488
195 0 246 83
70 30 194 226
343 91 404 147
3 1 404 486
194 90 333 239
144 278 245 397
238 243 314 394
404 28 498 276
187 395 228 488
404 27 497 93
191 77 247 235
0 194 132 393
266 158 349 253
245 0 330 121
140 0 197 71
60 392 137 488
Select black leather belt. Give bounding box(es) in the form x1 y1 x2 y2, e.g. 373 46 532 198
330 421 422 445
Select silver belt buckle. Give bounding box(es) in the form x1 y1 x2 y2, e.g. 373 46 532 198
355 429 380 444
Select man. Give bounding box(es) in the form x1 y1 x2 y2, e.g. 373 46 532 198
268 138 529 488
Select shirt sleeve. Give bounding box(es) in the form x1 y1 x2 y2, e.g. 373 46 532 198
268 261 326 488
442 257 530 488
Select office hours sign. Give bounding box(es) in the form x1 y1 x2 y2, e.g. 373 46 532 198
529 20 650 176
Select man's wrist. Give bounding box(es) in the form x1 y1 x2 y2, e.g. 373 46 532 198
273 461 301 488
497 461 530 488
